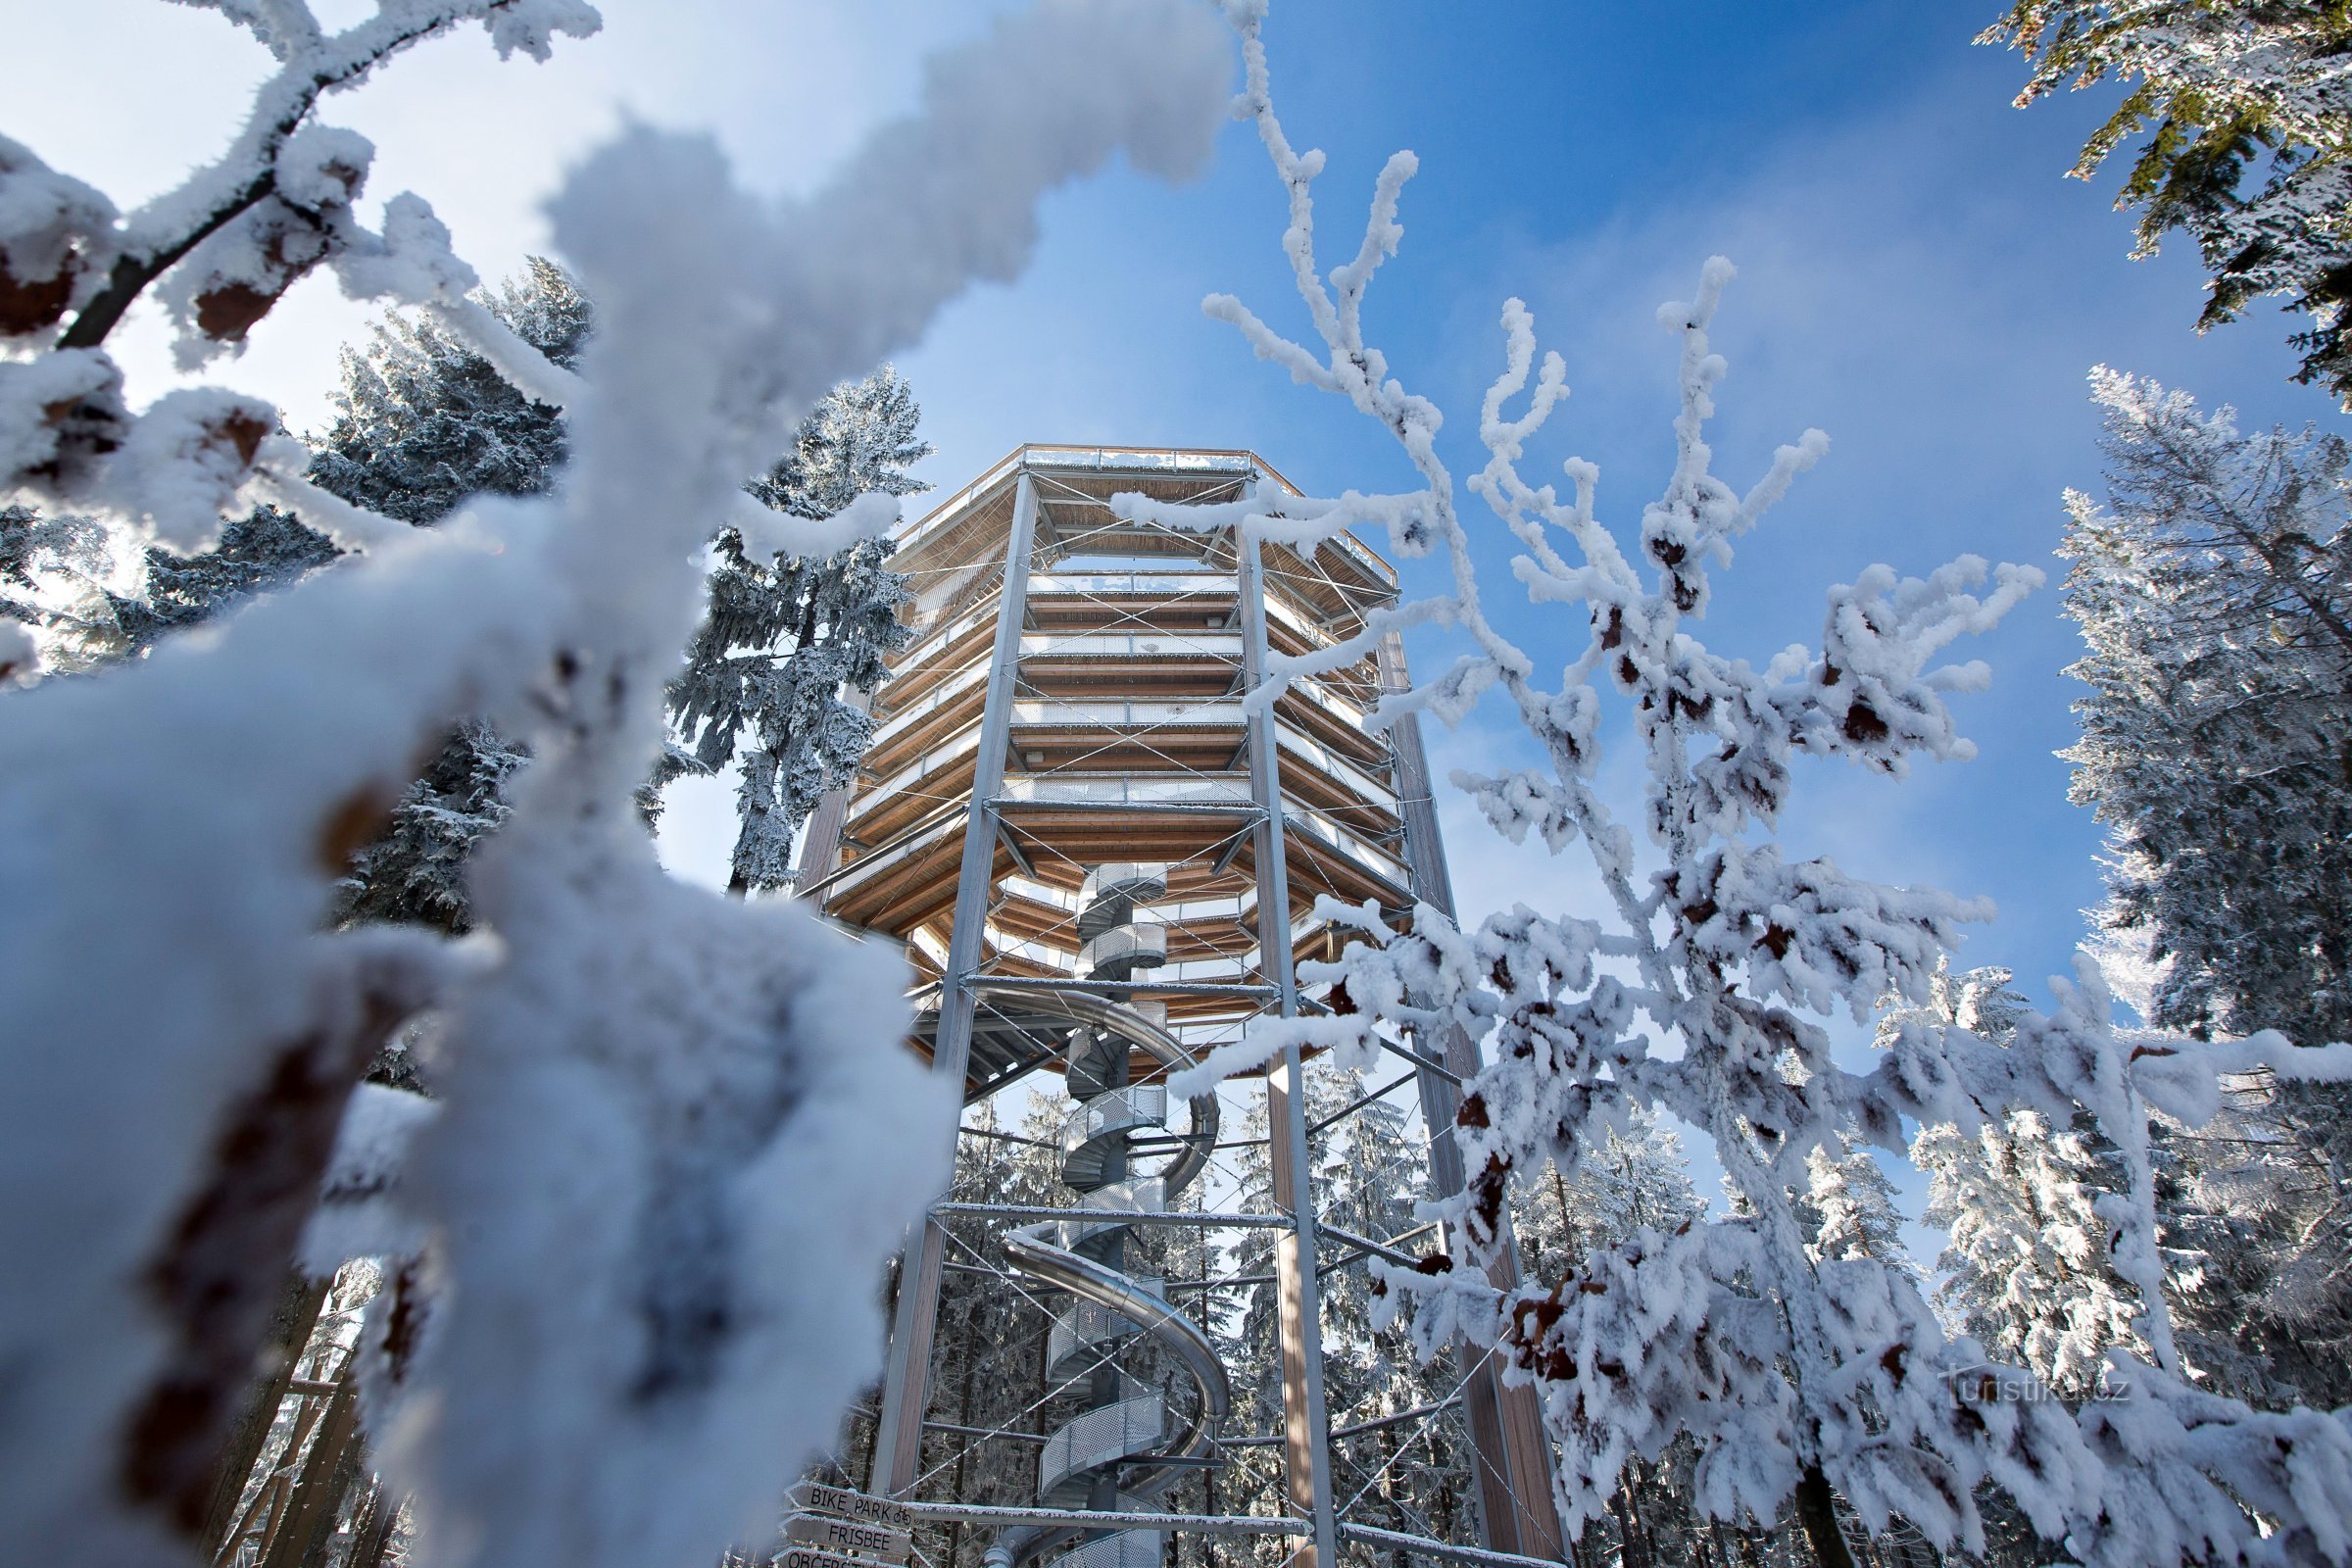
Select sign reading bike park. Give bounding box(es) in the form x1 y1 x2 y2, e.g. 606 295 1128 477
779 1482 915 1568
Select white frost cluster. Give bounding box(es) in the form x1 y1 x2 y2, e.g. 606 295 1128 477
0 5 1231 1568
1177 6 2352 1565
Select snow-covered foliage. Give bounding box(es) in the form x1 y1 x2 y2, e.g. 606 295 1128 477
1515 1107 1701 1280
664 368 925 893
0 3 601 552
2059 369 2352 1407
1152 8 2352 1565
1983 1 2352 404
311 256 589 526
112 505 341 655
1907 967 2141 1399
0 500 146 672
2062 368 2352 1046
1798 1141 1910 1271
0 4 1232 1567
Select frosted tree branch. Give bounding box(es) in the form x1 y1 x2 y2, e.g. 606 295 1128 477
0 6 1232 1568
1170 6 2352 1565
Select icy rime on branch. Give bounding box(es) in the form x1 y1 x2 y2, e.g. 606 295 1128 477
1143 7 2352 1568
0 4 1230 1568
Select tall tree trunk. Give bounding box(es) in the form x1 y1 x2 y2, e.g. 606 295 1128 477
260 1367 361 1568
1792 1465 1854 1568
345 1484 402 1568
200 1272 329 1558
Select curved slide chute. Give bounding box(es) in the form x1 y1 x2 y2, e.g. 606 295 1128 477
973 867 1230 1568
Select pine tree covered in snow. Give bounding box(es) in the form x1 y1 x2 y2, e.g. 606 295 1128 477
109 505 342 656
1206 1066 1476 1562
1510 1108 1715 1568
1149 11 2352 1566
890 1096 1068 1568
309 257 590 524
1798 1143 1910 1271
1513 1107 1701 1285
2059 369 2352 1403
1315 1075 1481 1551
0 502 139 674
308 259 589 933
2062 368 2352 1046
663 368 923 893
1984 1 2352 403
1905 967 2140 1399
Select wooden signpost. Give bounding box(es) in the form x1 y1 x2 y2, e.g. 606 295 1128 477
778 1482 914 1568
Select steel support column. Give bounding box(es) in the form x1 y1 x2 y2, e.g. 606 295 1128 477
869 467 1040 1497
1240 528 1339 1568
1378 634 1565 1561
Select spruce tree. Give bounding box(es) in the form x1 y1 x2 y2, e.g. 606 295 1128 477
2057 370 2352 1402
1903 968 2141 1399
110 506 338 656
2061 368 2352 1047
308 259 591 933
309 257 590 525
665 367 925 894
1984 1 2352 403
1797 1142 1910 1271
0 503 134 674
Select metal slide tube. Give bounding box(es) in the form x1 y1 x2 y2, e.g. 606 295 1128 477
986 880 1232 1568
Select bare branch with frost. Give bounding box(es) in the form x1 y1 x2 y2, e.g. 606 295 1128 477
1163 7 2352 1567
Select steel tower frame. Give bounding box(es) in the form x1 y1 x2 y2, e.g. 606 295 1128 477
799 447 1564 1568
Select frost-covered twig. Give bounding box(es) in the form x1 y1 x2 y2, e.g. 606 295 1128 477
0 6 1231 1568
58 1 599 351
1176 7 2352 1566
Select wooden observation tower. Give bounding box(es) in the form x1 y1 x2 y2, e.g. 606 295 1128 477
796 447 1562 1568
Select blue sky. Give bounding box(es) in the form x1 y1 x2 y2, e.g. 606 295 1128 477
15 3 2331 1053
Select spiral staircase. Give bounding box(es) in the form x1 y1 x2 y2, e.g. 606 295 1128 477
985 865 1229 1568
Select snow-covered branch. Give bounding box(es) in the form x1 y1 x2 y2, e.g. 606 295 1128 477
1185 6 2352 1565
0 6 1231 1568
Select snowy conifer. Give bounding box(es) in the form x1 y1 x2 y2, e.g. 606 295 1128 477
110 506 340 655
1515 1107 1701 1284
2058 370 2352 1400
1905 969 2139 1398
1799 1143 1910 1271
0 503 138 674
307 260 588 933
1984 1 2352 403
2061 368 2352 1047
309 257 589 523
663 368 924 893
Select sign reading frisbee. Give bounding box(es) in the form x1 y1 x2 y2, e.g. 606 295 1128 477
782 1513 912 1564
787 1482 913 1532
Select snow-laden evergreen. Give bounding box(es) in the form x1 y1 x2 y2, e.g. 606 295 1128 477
2063 368 2352 1045
1798 1142 1910 1272
1514 1107 1701 1282
2060 369 2352 1405
1984 1 2352 403
310 256 589 525
1213 1065 1477 1563
1141 9 2352 1566
663 368 924 893
0 5 1233 1566
312 259 587 931
1905 967 2140 1399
